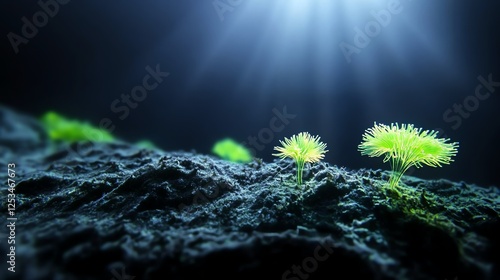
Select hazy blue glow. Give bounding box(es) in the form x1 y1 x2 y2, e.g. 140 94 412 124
188 0 466 102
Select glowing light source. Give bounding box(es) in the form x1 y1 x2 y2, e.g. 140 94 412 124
188 0 465 99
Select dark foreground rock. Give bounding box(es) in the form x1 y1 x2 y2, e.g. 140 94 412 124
0 106 499 280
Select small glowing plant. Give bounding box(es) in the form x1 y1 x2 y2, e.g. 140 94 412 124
212 138 253 163
273 132 328 186
358 122 459 190
41 111 115 143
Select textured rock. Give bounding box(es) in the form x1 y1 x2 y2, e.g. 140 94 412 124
0 105 48 159
0 107 499 280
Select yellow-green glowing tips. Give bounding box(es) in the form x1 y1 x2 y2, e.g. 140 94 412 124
358 122 459 189
273 132 328 186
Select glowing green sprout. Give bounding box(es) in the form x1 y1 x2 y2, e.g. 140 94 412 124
358 122 459 189
273 132 328 186
41 111 115 143
212 138 253 163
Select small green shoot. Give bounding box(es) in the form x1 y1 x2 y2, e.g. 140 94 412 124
358 122 459 190
212 138 253 163
273 132 328 186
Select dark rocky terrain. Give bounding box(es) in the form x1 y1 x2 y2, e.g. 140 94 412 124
1 106 499 280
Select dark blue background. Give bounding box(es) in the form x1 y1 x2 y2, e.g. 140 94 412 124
2 0 499 187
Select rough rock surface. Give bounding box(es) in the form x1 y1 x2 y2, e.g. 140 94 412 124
0 106 499 280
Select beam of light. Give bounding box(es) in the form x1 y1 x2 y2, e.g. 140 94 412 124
184 0 467 104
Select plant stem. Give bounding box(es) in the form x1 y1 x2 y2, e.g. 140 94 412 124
296 160 305 187
389 157 412 190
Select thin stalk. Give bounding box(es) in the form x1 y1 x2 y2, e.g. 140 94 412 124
296 159 305 187
389 156 412 190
